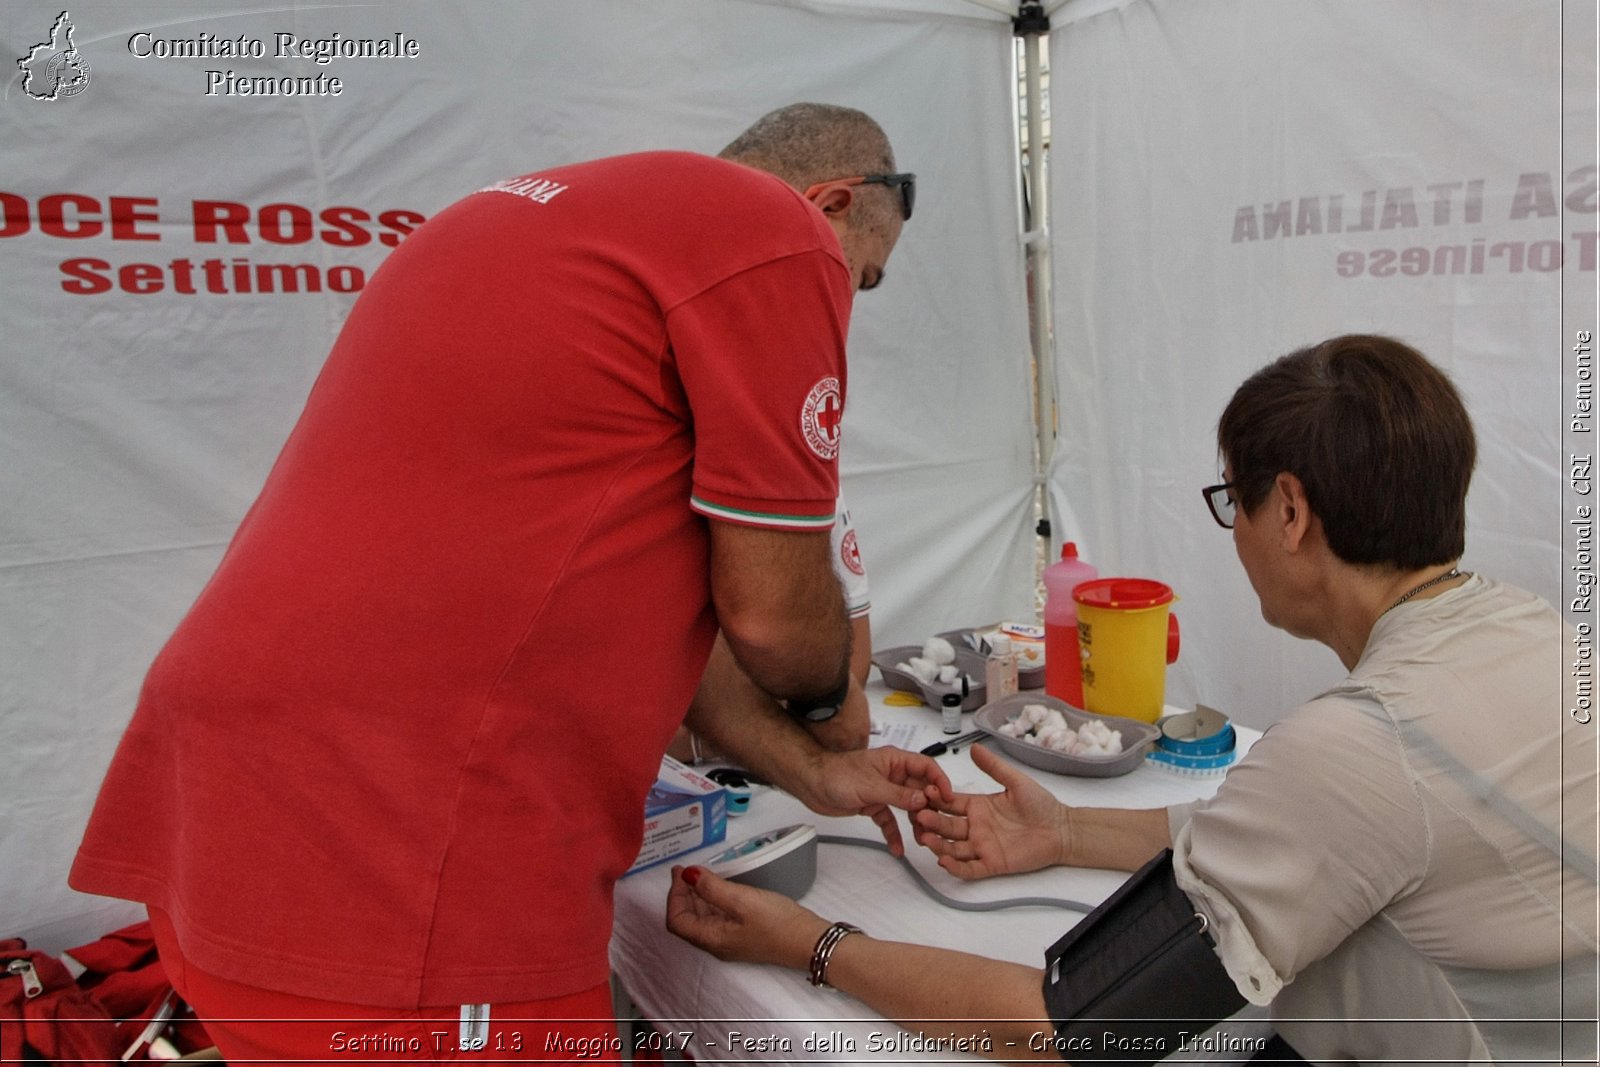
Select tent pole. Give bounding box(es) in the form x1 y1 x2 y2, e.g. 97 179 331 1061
1015 4 1056 531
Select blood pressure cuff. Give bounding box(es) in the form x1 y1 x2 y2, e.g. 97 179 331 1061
1040 849 1246 1064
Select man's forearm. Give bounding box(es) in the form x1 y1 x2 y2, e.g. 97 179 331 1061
683 635 828 795
721 588 850 704
848 614 873 686
709 523 850 703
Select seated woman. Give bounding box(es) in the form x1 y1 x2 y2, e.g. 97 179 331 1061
665 334 1598 1064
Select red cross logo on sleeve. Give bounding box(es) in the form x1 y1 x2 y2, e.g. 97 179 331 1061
840 529 865 575
801 376 843 461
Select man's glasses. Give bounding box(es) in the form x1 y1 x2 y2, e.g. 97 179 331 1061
803 173 916 220
1202 482 1238 529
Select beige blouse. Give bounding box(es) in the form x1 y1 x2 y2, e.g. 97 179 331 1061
1170 576 1597 1065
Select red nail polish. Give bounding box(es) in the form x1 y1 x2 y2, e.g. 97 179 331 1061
682 866 702 886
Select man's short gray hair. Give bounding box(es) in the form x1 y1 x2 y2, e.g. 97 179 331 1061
719 103 897 193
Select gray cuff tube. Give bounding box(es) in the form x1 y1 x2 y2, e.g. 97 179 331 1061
1039 850 1247 1064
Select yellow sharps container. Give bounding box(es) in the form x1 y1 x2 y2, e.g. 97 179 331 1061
1073 578 1181 723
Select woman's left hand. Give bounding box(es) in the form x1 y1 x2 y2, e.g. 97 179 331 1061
666 865 832 970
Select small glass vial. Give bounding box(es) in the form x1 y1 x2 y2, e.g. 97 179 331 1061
986 634 1019 701
941 692 962 734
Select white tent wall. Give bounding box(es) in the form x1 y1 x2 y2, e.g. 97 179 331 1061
1 0 1035 946
1046 0 1597 730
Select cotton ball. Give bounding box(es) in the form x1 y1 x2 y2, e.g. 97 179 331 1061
1068 726 1123 758
922 636 957 666
1081 720 1116 746
1071 733 1112 756
1045 729 1080 753
937 664 961 684
998 719 1026 737
906 656 940 684
1041 709 1069 734
1019 703 1050 728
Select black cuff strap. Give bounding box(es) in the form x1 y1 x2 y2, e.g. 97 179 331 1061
1039 849 1246 1064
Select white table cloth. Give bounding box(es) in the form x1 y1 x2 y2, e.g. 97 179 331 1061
609 684 1270 1064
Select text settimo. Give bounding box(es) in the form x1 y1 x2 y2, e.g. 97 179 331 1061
0 192 426 295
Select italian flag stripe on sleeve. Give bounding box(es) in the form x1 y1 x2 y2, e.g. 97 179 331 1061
690 496 835 530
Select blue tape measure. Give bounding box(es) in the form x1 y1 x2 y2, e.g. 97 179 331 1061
1147 705 1236 776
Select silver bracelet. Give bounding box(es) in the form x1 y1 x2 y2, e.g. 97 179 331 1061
807 921 862 988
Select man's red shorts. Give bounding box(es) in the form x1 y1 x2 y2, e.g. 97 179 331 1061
150 908 620 1065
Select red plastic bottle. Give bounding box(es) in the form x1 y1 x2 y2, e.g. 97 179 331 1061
1042 542 1098 706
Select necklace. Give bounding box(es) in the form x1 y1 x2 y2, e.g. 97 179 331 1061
1382 567 1467 616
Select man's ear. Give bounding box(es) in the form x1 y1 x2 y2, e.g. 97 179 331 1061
807 182 856 217
1274 472 1313 552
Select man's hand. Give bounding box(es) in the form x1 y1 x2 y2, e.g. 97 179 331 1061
789 746 954 856
910 743 1071 880
802 676 871 752
666 865 830 969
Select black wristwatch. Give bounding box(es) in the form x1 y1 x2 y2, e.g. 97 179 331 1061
787 678 851 723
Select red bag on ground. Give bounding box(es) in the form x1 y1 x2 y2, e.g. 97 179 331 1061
1 937 122 1064
2 922 212 1062
64 921 213 1057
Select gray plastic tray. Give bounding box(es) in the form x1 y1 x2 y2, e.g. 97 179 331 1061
935 628 1046 690
974 693 1159 778
872 644 987 712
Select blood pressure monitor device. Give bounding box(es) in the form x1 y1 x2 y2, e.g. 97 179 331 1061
705 823 818 899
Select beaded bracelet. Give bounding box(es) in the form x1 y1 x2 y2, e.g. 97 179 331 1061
807 922 862 988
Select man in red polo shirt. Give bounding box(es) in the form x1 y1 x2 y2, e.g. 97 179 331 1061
71 103 940 1062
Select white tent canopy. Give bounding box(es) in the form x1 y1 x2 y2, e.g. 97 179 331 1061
1 0 1592 950
1047 0 1595 726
